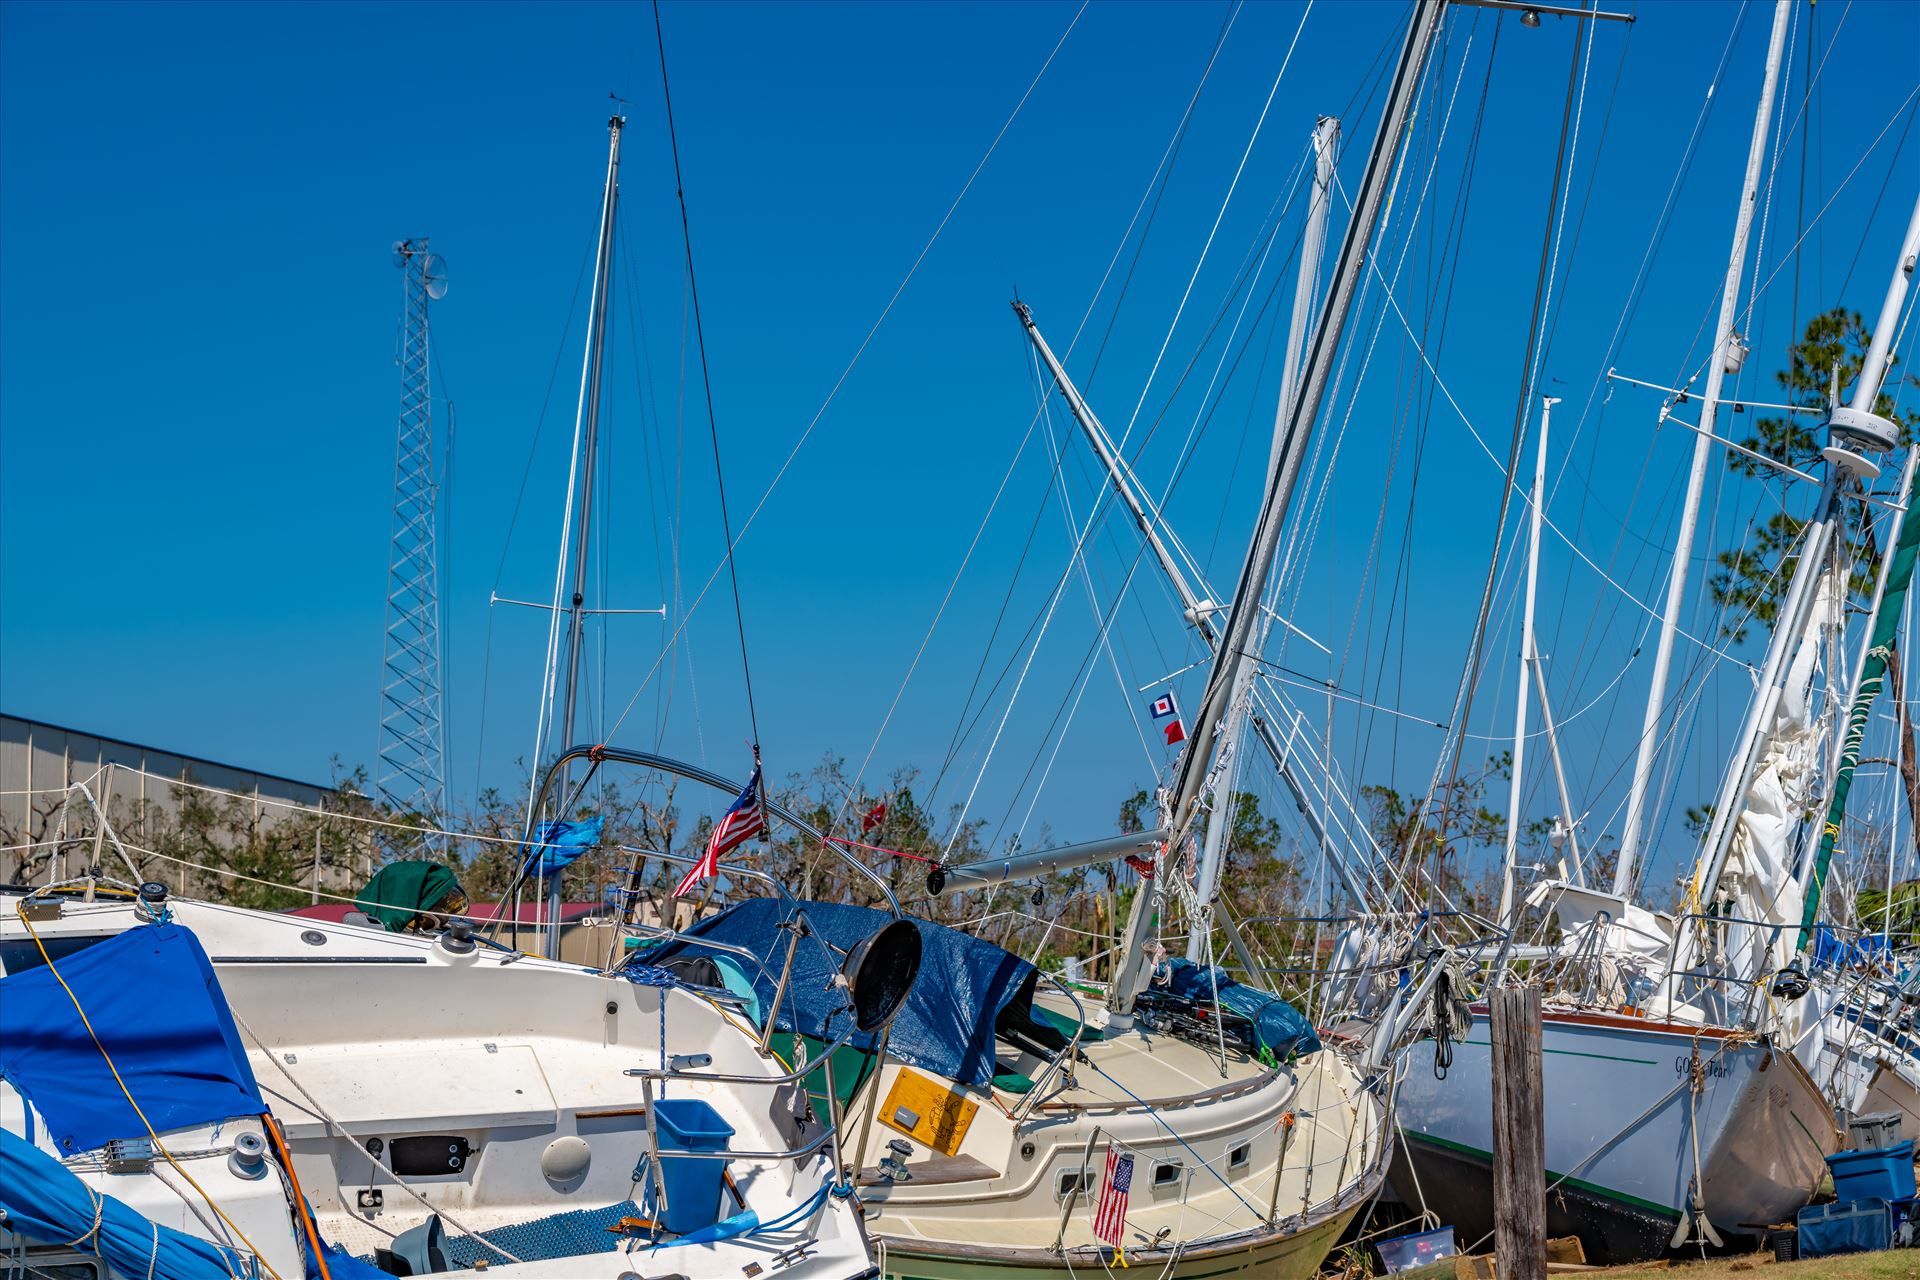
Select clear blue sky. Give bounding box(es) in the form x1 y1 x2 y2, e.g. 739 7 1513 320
3 0 1916 898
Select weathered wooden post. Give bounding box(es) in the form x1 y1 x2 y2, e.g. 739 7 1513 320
1490 984 1545 1280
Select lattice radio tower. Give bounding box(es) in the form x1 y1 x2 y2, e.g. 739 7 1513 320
377 239 450 830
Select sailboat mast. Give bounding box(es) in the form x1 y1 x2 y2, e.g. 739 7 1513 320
1796 194 1920 946
1018 300 1377 911
1016 302 1216 633
1689 195 1916 943
1188 115 1343 960
1107 0 1448 1017
559 115 626 757
1272 116 1340 476
1614 0 1792 894
1499 396 1559 925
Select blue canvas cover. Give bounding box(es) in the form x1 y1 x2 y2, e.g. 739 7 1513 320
1160 958 1322 1059
0 923 264 1154
657 898 1030 1089
0 1127 252 1277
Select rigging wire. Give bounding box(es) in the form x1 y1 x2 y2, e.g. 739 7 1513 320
653 0 760 751
1423 10 1587 885
865 4 1243 822
600 0 1090 754
1109 0 1316 458
472 245 595 798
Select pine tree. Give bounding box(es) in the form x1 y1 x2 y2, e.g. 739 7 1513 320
1708 307 1916 641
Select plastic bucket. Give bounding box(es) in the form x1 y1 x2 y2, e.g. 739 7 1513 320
651 1098 735 1235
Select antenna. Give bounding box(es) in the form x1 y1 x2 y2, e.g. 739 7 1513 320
377 237 451 840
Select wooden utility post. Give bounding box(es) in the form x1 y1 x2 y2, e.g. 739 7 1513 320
1490 984 1545 1280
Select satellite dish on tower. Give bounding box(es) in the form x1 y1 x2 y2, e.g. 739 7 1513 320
424 254 449 300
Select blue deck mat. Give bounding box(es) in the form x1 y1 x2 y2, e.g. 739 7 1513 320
359 1199 646 1268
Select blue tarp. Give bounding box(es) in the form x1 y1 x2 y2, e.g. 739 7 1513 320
1158 958 1322 1060
0 1127 252 1277
656 899 1028 1089
1812 926 1893 970
520 816 605 879
0 923 264 1154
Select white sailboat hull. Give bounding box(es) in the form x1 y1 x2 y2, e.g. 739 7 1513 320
1394 1007 1836 1264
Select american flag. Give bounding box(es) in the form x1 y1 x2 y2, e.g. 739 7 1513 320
1092 1149 1134 1247
673 765 765 897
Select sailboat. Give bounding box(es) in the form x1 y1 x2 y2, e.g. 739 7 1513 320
0 779 895 1279
1395 3 1920 1261
705 6 1465 1275
0 113 905 1280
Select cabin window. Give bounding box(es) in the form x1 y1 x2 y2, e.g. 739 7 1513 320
1056 1168 1089 1199
1228 1143 1251 1172
1153 1160 1182 1188
0 934 113 977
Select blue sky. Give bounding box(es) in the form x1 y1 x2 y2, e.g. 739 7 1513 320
3 0 1916 899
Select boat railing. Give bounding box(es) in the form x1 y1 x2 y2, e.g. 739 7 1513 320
1656 907 1799 1027
1011 970 1089 1126
621 1006 879 1221
496 744 904 948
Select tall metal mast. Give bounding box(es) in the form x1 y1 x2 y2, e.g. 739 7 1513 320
378 238 451 833
559 116 626 756
1188 114 1342 959
1690 194 1916 940
1498 396 1560 925
1107 0 1448 1016
1614 0 1793 893
523 115 626 960
1017 297 1377 912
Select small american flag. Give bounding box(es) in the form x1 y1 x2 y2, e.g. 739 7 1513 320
673 764 765 897
1092 1149 1134 1247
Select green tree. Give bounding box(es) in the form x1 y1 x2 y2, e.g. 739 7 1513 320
1710 306 1917 642
1361 753 1510 913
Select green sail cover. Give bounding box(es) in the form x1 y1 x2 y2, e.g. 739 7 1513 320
355 860 466 932
1799 482 1920 949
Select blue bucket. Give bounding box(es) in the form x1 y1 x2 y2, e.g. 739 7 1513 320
650 1098 735 1235
1826 1140 1917 1204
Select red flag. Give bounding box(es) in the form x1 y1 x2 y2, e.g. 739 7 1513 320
1163 719 1187 746
861 801 888 836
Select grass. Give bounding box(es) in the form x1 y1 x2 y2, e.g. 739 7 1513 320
1387 1249 1920 1280
1597 1252 1920 1279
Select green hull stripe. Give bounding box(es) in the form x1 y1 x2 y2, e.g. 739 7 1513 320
1458 1039 1657 1065
1402 1130 1680 1218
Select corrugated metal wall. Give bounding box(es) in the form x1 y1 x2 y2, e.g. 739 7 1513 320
1 713 333 887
